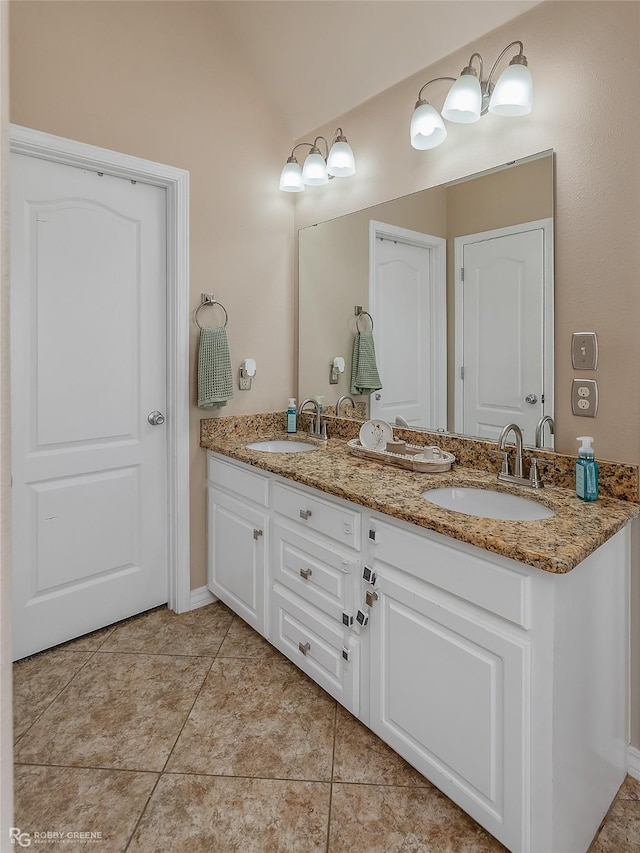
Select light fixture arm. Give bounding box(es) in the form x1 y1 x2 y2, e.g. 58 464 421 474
485 40 526 92
416 76 457 106
464 52 484 80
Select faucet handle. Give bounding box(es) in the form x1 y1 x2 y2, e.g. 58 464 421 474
489 449 510 475
529 457 554 488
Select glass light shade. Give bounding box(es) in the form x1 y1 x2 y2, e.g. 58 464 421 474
302 151 329 185
410 102 447 150
488 62 533 116
441 73 482 123
327 140 355 177
279 159 304 192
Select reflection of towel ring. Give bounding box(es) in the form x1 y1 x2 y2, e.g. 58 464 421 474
355 308 374 332
195 294 228 330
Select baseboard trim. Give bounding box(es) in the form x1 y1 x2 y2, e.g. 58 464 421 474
190 586 217 610
627 745 640 780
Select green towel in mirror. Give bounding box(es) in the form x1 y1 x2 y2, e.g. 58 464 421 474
350 331 382 395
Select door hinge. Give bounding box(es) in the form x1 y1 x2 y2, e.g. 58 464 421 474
461 267 465 281
368 529 376 542
541 394 545 404
365 589 379 608
460 366 464 380
252 528 263 540
342 646 351 662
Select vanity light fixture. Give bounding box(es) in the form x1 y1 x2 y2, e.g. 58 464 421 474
410 41 532 150
279 128 356 192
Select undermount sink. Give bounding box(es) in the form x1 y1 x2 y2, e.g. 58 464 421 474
421 487 555 521
245 440 318 453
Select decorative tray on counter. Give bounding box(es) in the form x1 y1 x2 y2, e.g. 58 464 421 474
347 438 455 473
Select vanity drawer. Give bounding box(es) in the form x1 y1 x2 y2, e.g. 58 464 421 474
373 519 531 629
272 482 361 550
208 454 269 507
272 521 358 622
270 584 360 716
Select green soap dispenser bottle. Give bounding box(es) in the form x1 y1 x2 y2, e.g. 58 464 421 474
576 436 599 501
286 398 297 434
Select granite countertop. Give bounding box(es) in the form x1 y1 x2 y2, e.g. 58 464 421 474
201 425 639 575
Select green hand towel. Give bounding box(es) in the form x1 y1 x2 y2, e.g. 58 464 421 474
198 327 234 408
350 331 382 395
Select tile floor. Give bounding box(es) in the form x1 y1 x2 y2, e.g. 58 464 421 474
12 602 640 852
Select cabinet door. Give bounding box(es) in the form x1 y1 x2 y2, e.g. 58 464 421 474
370 565 529 853
207 487 267 635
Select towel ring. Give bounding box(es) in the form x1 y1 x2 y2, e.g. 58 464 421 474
355 309 374 332
195 295 228 330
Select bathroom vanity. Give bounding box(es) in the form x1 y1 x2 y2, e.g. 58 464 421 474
204 427 637 853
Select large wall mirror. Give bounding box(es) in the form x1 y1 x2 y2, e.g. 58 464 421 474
298 150 554 447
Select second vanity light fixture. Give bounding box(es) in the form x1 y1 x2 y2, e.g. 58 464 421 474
279 127 356 192
410 41 533 150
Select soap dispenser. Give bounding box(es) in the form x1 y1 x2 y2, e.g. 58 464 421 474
286 398 297 434
575 436 599 501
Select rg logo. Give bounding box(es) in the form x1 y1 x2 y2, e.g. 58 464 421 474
10 828 31 847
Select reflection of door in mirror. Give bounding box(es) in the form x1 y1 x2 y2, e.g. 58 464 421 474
454 219 554 447
368 222 446 430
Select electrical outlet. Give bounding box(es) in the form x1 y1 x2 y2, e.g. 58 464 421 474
572 332 598 370
571 379 598 417
238 375 252 391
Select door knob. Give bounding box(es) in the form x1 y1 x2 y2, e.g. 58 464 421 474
525 395 538 405
147 411 165 426
375 393 382 400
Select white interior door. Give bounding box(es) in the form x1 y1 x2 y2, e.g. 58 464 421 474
10 153 169 660
455 223 550 445
369 223 446 430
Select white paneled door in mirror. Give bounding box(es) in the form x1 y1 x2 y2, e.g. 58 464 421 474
10 154 168 659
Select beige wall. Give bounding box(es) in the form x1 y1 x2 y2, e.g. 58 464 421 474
298 184 446 404
9 1 296 591
295 0 640 745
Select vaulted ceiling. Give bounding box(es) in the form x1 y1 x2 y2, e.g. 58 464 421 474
213 0 543 139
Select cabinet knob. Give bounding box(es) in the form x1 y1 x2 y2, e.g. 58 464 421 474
299 509 312 520
299 568 313 580
298 641 311 656
252 528 263 540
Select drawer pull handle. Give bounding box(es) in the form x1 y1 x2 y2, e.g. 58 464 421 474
298 641 311 655
252 528 263 540
299 509 312 520
300 568 313 580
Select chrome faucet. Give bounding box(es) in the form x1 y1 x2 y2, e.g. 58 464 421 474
298 398 325 438
496 422 526 484
336 395 356 417
535 415 555 448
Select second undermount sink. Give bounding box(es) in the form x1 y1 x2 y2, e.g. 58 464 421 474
421 487 555 521
245 440 318 453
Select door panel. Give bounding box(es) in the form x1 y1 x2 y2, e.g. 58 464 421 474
459 227 545 444
11 153 168 659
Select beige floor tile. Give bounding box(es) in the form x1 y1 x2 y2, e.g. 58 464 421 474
217 616 283 659
13 649 93 741
590 798 640 852
167 658 336 780
616 774 640 801
333 704 431 787
129 773 330 853
14 653 212 771
99 602 233 656
328 783 507 852
14 764 158 853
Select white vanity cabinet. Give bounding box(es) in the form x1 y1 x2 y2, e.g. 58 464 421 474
207 454 269 634
367 515 629 853
206 451 630 853
269 482 363 715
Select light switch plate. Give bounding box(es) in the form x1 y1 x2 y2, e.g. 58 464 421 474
572 332 598 370
571 379 598 417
